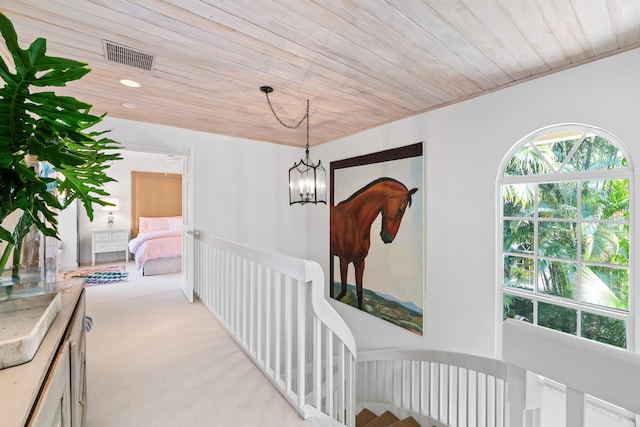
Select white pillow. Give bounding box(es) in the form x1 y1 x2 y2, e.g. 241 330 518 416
139 216 182 234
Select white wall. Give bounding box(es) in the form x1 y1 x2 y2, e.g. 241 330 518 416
89 118 309 259
309 47 640 358
57 200 78 272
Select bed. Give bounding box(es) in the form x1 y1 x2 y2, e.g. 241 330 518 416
128 216 182 276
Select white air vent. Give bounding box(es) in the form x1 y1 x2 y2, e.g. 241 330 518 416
103 40 154 71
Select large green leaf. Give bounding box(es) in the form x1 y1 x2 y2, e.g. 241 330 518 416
0 12 122 272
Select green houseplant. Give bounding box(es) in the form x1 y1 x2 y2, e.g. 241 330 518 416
0 12 121 296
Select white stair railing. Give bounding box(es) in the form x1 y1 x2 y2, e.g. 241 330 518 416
191 234 640 427
193 233 357 426
356 349 508 427
193 233 514 427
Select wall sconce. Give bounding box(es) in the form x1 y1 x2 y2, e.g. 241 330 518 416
260 86 326 205
101 197 120 228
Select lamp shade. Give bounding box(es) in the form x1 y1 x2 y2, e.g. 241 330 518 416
101 197 120 212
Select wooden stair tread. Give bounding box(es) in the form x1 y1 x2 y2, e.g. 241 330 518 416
363 410 399 427
388 416 421 427
357 408 433 427
356 408 378 427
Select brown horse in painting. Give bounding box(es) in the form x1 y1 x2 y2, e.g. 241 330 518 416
330 177 418 310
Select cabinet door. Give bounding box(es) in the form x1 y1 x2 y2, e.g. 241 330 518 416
68 292 86 427
29 343 71 427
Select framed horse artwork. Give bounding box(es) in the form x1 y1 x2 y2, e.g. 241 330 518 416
330 142 424 335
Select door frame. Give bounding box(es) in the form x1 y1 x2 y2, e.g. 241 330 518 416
119 144 193 298
180 147 195 302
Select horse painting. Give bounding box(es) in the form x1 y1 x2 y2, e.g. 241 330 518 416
330 177 418 310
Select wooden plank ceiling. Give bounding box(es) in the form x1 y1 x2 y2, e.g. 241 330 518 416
1 1 639 148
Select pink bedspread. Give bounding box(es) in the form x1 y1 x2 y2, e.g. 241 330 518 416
128 230 182 270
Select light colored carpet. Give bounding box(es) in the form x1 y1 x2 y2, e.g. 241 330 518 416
85 262 315 426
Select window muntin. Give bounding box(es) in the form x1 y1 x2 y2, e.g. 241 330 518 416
500 126 632 349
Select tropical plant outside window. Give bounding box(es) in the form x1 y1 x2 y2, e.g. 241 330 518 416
500 125 632 349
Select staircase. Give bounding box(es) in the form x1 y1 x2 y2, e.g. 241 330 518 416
193 232 640 427
356 408 425 427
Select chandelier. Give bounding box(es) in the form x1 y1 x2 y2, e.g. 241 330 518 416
260 86 326 205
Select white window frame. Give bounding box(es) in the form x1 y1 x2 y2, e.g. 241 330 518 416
496 123 635 354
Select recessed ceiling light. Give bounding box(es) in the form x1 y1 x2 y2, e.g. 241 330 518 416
119 79 140 88
122 102 136 109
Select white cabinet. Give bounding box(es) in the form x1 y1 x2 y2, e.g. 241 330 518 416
0 284 85 427
91 228 129 266
29 290 86 427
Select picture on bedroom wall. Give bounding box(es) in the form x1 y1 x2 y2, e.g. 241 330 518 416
330 142 424 335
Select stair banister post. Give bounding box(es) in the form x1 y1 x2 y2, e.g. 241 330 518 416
507 364 526 427
566 387 585 427
304 260 357 426
304 261 357 357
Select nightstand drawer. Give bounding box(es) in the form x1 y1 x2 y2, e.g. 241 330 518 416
111 231 127 241
93 232 112 242
94 241 126 252
94 231 127 242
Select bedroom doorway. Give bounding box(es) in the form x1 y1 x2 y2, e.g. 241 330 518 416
123 146 193 302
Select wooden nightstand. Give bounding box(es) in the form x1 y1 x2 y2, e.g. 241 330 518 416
91 228 129 266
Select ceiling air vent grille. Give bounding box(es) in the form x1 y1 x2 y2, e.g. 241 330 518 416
103 40 154 71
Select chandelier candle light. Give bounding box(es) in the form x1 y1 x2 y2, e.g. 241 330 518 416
260 86 326 205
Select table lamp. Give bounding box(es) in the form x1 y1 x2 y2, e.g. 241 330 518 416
101 197 120 228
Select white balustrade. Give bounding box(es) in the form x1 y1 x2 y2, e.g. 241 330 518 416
357 349 508 427
192 233 639 427
194 233 357 426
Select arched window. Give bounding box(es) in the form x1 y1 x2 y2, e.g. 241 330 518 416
499 124 633 349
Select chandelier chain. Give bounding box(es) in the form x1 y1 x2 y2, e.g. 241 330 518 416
264 91 308 131
305 99 310 154
264 90 311 154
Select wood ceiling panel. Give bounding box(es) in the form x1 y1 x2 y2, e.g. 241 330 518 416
571 0 622 55
386 0 508 89
310 0 482 99
534 0 593 62
129 0 421 113
212 0 452 105
610 0 640 46
460 0 548 75
1 1 639 147
424 0 531 82
276 0 470 100
496 1 571 70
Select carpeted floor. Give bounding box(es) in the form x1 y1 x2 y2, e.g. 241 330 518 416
84 262 314 427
